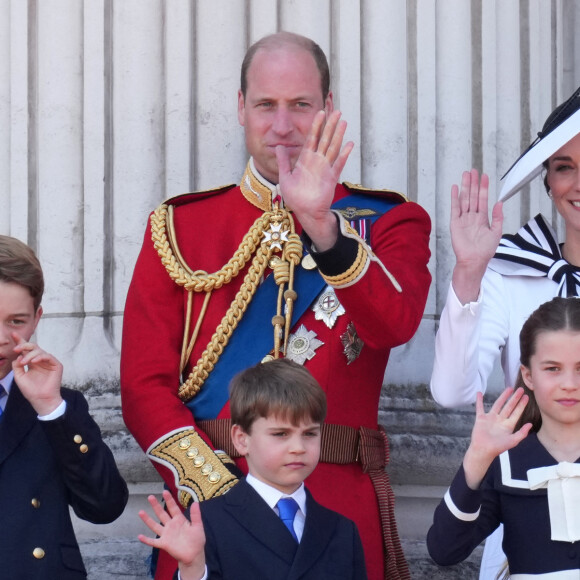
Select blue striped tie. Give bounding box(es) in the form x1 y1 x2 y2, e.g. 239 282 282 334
277 497 299 542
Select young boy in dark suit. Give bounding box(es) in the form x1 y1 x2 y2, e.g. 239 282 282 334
138 358 368 580
0 235 128 579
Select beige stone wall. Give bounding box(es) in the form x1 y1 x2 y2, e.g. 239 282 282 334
0 1 579 577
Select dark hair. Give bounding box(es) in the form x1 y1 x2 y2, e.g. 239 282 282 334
514 297 580 432
541 88 580 194
240 31 330 101
0 235 44 310
543 159 549 194
229 358 327 433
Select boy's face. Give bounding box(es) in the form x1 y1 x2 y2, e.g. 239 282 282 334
232 414 321 495
0 281 42 380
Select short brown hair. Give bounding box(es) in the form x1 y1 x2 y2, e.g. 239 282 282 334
229 358 327 433
0 236 44 310
240 31 330 101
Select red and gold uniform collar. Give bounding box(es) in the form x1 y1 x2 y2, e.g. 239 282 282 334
240 158 283 211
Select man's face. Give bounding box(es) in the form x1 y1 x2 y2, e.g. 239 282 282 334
0 281 41 380
238 46 333 184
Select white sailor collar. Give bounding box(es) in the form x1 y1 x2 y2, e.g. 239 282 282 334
497 433 580 543
490 214 580 297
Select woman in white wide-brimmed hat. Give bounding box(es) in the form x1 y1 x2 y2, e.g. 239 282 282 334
430 86 580 579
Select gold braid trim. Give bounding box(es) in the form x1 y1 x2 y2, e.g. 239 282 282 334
151 204 272 292
321 224 369 287
150 201 300 403
178 246 271 401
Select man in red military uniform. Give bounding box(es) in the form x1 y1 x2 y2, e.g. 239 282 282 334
121 31 431 580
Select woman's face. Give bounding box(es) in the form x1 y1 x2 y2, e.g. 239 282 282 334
547 132 580 230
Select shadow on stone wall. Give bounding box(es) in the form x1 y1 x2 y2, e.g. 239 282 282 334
381 382 475 485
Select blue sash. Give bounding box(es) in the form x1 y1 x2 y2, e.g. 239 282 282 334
186 193 400 420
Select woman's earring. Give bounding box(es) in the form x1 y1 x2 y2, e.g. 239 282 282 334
542 167 551 198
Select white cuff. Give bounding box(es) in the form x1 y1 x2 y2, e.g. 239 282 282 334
38 400 67 421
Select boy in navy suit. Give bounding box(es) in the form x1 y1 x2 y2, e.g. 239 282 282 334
138 358 367 580
0 235 128 579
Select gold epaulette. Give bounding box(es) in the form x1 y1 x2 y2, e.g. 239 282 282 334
148 428 239 506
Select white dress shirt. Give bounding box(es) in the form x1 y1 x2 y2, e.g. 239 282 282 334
245 473 307 542
0 370 13 413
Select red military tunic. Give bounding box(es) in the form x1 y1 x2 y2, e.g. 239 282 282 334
121 162 431 580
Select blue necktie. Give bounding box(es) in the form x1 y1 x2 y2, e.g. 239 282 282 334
0 385 6 421
277 497 299 542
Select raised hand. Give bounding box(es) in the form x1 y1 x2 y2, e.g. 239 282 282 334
450 169 504 304
12 333 64 416
463 388 532 489
138 490 206 579
277 109 354 251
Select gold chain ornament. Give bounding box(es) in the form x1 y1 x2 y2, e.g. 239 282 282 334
150 201 302 403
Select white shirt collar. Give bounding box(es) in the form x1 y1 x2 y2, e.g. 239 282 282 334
245 473 307 515
0 370 14 395
249 158 278 193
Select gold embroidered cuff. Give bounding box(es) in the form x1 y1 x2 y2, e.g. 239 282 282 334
321 223 370 288
321 213 402 292
148 428 239 506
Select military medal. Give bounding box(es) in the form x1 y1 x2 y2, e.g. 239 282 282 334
340 321 364 364
262 222 289 251
313 286 345 329
286 325 323 365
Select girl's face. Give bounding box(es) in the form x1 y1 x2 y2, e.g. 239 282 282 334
547 132 580 231
521 329 580 430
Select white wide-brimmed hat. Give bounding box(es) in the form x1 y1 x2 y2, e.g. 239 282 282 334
499 87 580 202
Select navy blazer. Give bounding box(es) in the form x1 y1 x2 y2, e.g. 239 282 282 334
0 383 128 579
199 478 367 579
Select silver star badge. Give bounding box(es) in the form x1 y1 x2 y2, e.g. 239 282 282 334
312 286 345 329
262 222 289 251
286 325 324 365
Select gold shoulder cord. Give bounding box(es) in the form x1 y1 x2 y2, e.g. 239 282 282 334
150 202 302 403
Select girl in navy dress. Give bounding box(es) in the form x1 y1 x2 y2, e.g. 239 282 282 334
428 296 580 579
